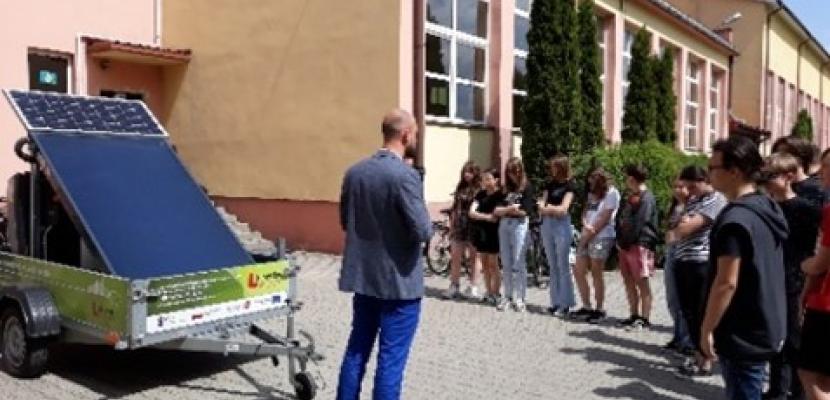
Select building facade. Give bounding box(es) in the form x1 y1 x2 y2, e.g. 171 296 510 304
668 0 830 152
0 0 189 195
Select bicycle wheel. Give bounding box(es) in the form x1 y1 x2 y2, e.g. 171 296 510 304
426 230 452 276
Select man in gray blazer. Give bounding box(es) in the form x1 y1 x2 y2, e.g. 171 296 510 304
336 109 432 400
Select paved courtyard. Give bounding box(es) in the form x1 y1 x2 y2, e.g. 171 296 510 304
0 252 725 399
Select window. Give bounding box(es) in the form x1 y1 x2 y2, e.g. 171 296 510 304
426 0 489 122
100 90 145 102
621 29 634 104
684 60 700 150
777 78 785 137
709 73 721 146
513 1 530 128
28 52 70 93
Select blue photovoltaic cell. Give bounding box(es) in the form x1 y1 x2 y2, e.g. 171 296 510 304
31 132 252 279
7 90 163 135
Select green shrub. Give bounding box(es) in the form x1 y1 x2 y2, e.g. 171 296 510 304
569 140 707 227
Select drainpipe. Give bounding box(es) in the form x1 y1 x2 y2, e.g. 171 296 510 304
413 0 426 166
154 0 162 45
763 2 784 127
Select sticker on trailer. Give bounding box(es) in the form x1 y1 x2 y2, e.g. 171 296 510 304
147 292 288 334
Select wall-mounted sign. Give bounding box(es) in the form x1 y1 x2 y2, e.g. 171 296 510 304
38 70 59 86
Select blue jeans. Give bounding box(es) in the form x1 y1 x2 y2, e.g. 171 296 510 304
541 216 575 310
721 358 766 400
337 294 421 400
499 217 529 301
663 246 691 348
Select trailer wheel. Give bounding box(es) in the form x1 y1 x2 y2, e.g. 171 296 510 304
0 307 48 378
293 371 317 400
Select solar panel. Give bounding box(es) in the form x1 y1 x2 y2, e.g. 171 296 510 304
5 90 164 135
31 132 253 279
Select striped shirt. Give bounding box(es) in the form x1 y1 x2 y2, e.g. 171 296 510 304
674 191 727 263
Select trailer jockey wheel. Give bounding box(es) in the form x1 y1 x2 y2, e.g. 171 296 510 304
0 307 48 378
293 371 317 400
13 138 36 164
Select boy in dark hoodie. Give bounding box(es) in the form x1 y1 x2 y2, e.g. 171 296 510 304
702 136 788 400
762 153 819 400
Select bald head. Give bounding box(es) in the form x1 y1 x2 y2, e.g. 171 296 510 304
381 109 416 142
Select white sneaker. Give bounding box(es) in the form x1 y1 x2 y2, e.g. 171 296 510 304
513 299 526 312
496 297 510 311
442 283 460 299
463 285 481 300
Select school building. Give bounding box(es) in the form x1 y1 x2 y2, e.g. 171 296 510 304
3 1 825 253
669 0 830 153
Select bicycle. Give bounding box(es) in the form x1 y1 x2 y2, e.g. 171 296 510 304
425 208 471 276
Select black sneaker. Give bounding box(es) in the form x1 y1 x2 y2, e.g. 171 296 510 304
675 361 713 380
663 340 679 350
618 315 639 328
628 317 651 330
547 306 559 315
570 307 594 320
586 310 606 324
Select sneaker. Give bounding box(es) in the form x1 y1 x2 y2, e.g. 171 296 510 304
463 285 481 300
496 298 510 311
663 340 680 351
570 307 594 321
553 307 569 318
617 315 640 328
442 283 460 299
626 317 651 331
487 294 499 306
513 299 526 312
547 306 559 315
586 310 607 324
675 361 713 380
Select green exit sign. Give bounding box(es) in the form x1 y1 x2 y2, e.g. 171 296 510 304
38 70 58 86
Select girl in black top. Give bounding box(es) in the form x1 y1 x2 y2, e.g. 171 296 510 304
494 157 535 312
443 161 481 300
469 168 505 304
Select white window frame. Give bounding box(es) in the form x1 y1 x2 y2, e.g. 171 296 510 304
685 59 700 151
598 22 607 129
28 48 74 94
709 72 720 147
512 3 530 130
425 0 489 124
776 78 785 138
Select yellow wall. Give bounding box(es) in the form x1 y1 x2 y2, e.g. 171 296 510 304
162 0 402 202
423 125 493 203
801 51 823 100
769 16 801 84
595 0 730 70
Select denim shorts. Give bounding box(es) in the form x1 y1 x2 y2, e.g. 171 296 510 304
576 237 615 260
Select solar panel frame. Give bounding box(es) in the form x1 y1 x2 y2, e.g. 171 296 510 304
3 89 167 137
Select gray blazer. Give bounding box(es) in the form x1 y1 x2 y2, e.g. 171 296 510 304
338 149 432 300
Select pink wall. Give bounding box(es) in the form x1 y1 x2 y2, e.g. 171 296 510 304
0 0 156 195
86 59 165 117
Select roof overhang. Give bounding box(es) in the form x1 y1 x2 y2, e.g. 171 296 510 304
84 37 191 66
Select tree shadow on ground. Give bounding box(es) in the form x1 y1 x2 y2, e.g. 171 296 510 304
562 329 723 399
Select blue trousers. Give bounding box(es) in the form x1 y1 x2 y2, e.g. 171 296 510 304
499 217 529 301
721 358 766 400
664 246 692 348
336 294 421 400
541 216 575 310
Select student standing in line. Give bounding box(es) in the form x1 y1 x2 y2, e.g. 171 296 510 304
469 168 505 306
762 153 820 400
798 148 830 400
538 156 576 317
443 161 481 300
615 164 659 330
572 168 620 324
663 177 694 355
494 157 535 312
700 136 788 400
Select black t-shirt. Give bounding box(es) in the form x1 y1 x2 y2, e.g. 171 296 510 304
502 184 536 217
544 180 575 206
778 197 821 293
474 189 506 215
793 175 825 211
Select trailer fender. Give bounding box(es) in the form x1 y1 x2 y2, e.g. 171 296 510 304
0 286 61 338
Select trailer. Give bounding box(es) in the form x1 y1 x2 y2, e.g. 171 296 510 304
0 90 322 399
